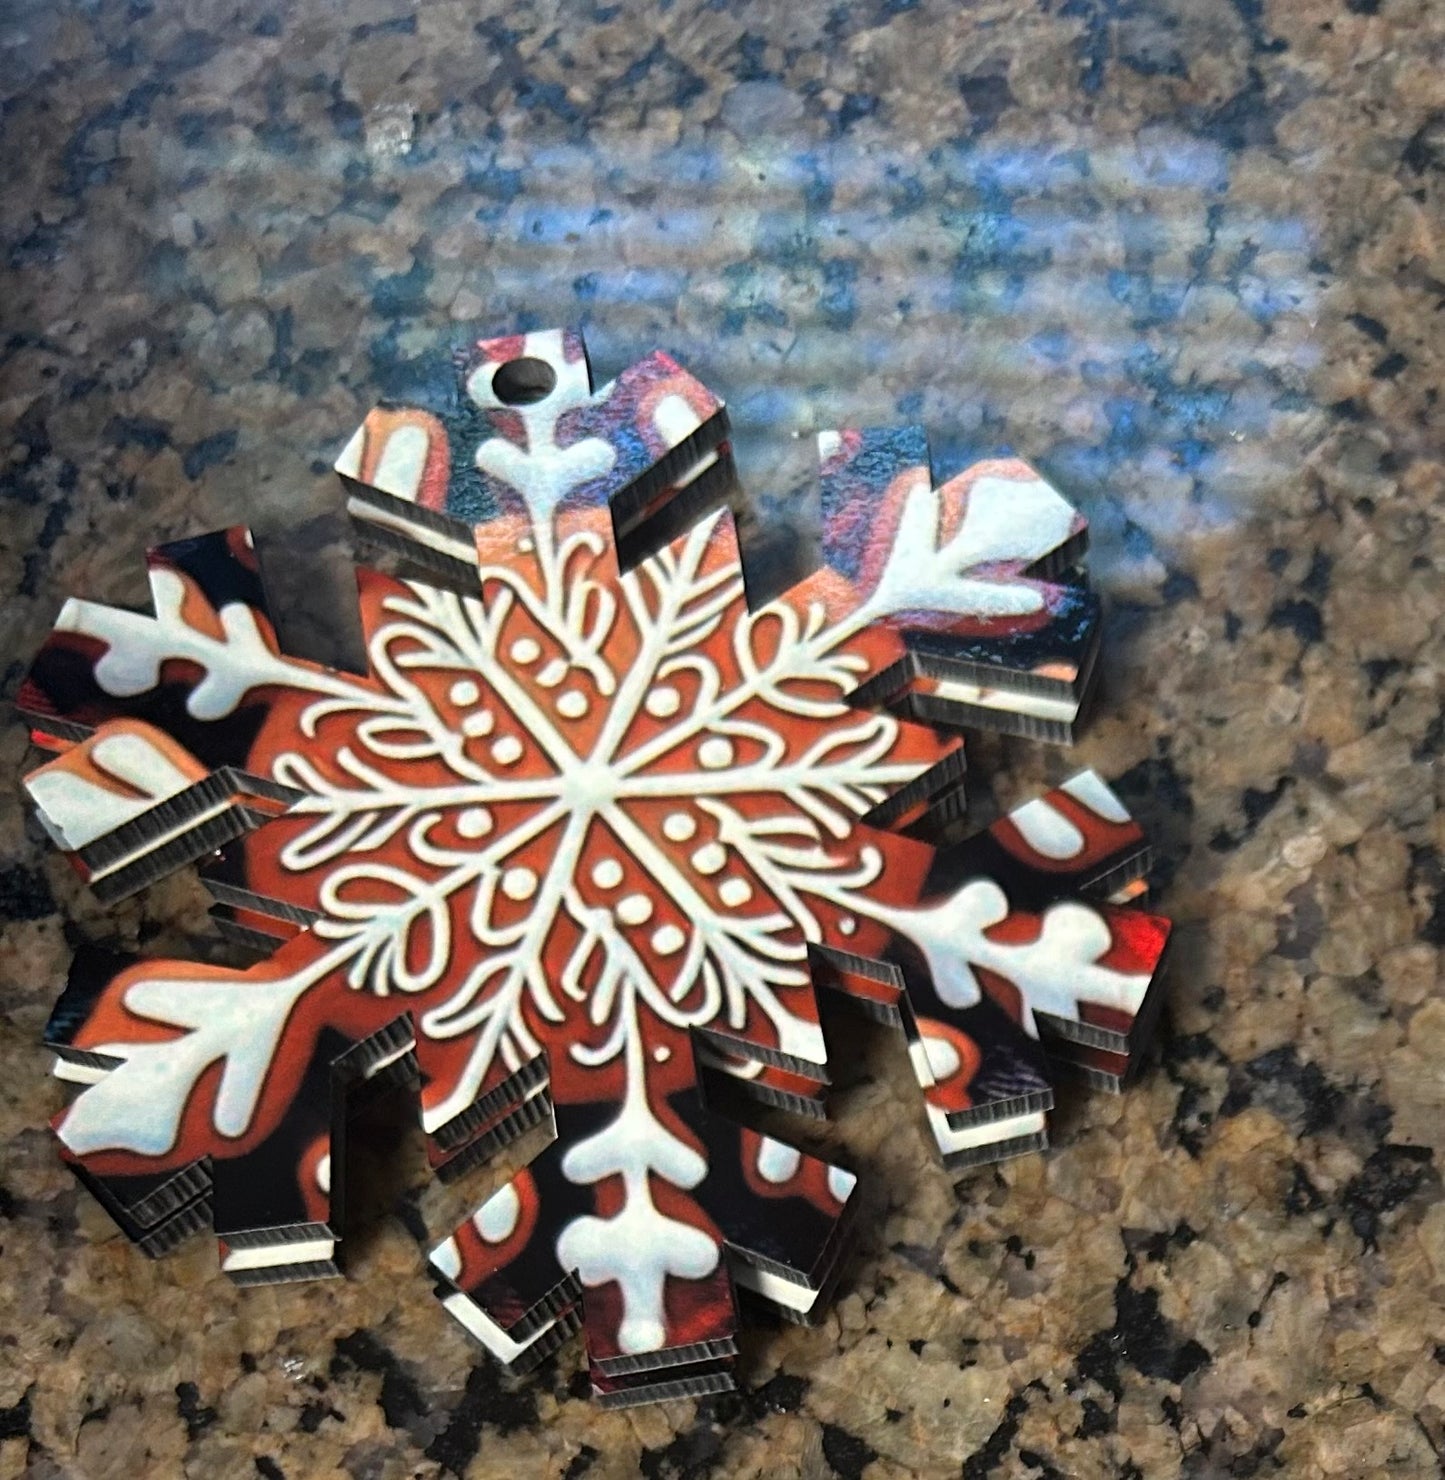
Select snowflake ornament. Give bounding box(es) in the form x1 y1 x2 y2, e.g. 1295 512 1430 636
19 328 1171 1406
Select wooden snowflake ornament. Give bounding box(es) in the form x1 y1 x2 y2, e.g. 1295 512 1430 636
19 328 1171 1407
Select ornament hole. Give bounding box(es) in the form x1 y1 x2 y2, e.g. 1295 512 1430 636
492 357 556 406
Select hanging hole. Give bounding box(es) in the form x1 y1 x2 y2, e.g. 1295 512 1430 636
491 357 557 406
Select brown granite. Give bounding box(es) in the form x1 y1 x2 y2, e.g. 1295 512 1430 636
0 0 1442 1475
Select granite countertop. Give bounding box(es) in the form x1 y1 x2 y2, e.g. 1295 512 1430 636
1 0 1441 1476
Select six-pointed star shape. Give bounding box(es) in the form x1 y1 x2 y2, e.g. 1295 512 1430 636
18 328 1170 1406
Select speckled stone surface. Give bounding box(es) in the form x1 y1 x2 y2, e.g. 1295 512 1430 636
1 0 1442 1476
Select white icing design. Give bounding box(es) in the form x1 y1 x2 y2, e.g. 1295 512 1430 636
475 1182 521 1243
755 1136 802 1184
870 880 1150 1037
457 807 492 839
652 925 685 955
718 877 752 907
468 330 617 523
373 424 432 503
27 729 199 850
1060 769 1131 823
556 998 718 1354
661 812 695 842
60 963 321 1157
617 893 653 926
651 393 702 448
826 1165 857 1204
1008 797 1086 860
921 1033 961 1082
501 867 538 902
856 460 1078 622
698 736 734 770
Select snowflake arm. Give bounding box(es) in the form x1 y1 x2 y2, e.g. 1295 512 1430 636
335 326 732 578
781 425 1100 743
19 528 399 759
43 932 412 1274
